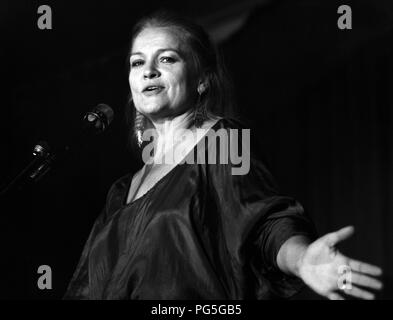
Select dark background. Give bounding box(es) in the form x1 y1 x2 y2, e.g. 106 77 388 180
1 0 392 299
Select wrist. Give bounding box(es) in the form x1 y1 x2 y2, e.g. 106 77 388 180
277 235 311 277
295 244 308 278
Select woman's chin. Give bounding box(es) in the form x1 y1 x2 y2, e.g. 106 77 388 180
137 105 169 119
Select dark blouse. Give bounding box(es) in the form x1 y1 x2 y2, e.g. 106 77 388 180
63 118 317 300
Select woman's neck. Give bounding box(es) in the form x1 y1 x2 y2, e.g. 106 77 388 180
150 109 195 138
143 110 220 166
147 109 195 163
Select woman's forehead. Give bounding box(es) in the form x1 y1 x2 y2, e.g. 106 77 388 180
131 27 186 54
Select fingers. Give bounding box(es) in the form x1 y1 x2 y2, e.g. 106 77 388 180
324 226 355 247
328 292 344 300
351 272 383 290
348 259 383 277
342 286 375 300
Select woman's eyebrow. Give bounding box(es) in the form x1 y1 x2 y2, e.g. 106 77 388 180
130 51 143 57
157 48 182 55
130 48 183 57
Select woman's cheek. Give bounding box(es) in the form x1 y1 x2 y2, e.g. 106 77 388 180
128 73 138 89
129 81 139 97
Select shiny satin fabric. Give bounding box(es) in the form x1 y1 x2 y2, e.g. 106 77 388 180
63 118 317 300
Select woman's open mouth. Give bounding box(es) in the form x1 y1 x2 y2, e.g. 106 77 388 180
143 86 164 96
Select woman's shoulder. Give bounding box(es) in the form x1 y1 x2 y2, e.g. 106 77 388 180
103 172 133 207
210 116 250 131
203 116 279 189
97 172 134 222
206 116 263 160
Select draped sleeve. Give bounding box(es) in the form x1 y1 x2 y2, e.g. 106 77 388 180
203 118 318 299
63 117 318 300
62 174 130 299
62 209 106 299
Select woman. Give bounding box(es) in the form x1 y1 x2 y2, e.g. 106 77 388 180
64 10 383 300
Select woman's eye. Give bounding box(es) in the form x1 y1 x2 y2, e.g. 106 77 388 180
131 60 144 67
160 56 176 64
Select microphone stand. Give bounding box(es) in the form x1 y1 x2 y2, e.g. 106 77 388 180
0 142 52 197
0 106 112 198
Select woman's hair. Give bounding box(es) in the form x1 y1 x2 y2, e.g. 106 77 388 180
125 9 236 152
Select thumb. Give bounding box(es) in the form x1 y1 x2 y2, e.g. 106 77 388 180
322 225 355 247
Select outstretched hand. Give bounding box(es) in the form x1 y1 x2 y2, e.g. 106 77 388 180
298 226 383 300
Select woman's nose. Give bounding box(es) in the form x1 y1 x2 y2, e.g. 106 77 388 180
143 63 160 79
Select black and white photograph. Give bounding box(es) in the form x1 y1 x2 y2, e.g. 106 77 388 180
1 0 392 305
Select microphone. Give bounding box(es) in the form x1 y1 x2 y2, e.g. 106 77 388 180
82 103 114 134
0 104 115 197
32 103 115 179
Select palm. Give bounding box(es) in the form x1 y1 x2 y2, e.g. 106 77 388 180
298 226 383 300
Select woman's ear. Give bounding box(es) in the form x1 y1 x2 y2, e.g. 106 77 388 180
197 82 207 95
197 70 212 95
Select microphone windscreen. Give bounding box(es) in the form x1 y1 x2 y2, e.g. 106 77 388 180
95 103 114 125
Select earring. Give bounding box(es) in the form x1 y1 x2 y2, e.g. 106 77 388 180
134 110 145 148
193 92 208 128
197 83 206 95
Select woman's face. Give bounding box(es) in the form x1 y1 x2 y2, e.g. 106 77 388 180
129 27 197 121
